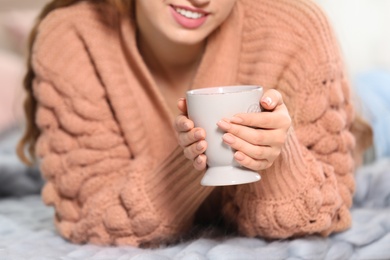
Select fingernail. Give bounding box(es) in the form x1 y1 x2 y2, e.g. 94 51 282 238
194 130 203 139
223 133 235 144
196 155 203 164
184 122 191 129
234 152 245 161
230 116 243 124
196 141 205 151
178 98 185 102
217 119 231 130
261 97 272 106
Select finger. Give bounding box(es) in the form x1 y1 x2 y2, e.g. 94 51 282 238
229 114 274 129
234 151 271 171
228 102 291 129
177 98 188 114
174 114 194 132
193 154 207 171
178 127 206 147
260 89 284 111
222 133 277 160
217 119 287 144
183 140 207 160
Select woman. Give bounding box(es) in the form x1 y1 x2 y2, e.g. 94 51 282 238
18 0 372 246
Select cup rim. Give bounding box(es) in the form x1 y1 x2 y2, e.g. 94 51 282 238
187 85 262 95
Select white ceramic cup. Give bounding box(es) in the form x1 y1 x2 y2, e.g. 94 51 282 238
186 85 263 186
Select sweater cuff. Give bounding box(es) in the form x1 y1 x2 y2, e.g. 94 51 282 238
144 146 214 228
252 127 324 200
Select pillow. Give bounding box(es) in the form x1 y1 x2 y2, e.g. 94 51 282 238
354 69 390 160
0 49 25 133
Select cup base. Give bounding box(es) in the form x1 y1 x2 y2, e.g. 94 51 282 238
201 166 261 186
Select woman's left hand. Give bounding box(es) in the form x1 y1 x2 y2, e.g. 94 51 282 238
217 89 291 171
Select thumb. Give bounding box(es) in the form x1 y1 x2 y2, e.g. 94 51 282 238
260 89 284 111
177 98 188 114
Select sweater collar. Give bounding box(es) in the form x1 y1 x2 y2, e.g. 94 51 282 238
191 1 243 90
120 0 243 93
117 1 243 125
95 1 243 159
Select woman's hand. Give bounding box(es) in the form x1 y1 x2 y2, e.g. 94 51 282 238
174 98 208 171
217 89 291 171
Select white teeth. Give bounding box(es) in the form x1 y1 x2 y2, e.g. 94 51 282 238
175 7 204 19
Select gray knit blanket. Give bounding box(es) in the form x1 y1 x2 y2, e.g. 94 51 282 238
1 129 390 260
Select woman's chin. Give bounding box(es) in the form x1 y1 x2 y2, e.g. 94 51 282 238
167 30 210 46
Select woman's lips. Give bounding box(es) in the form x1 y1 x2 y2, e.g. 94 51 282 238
170 5 209 29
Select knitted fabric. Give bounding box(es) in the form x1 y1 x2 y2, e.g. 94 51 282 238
32 0 357 246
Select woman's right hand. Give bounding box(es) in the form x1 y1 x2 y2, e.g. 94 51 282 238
174 98 208 171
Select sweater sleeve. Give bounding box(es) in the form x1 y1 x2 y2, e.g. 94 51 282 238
224 1 358 239
31 5 213 246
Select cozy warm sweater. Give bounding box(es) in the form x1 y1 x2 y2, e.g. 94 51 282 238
32 0 358 246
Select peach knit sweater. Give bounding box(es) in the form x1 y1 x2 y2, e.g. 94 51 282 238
32 0 358 246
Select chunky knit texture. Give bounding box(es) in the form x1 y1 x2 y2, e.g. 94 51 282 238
32 0 358 246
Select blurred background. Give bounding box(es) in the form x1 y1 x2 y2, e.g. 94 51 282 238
0 0 390 196
317 0 390 76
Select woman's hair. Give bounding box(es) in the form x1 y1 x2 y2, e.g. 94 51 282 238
16 0 132 165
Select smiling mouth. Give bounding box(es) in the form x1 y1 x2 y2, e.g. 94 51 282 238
172 6 208 19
